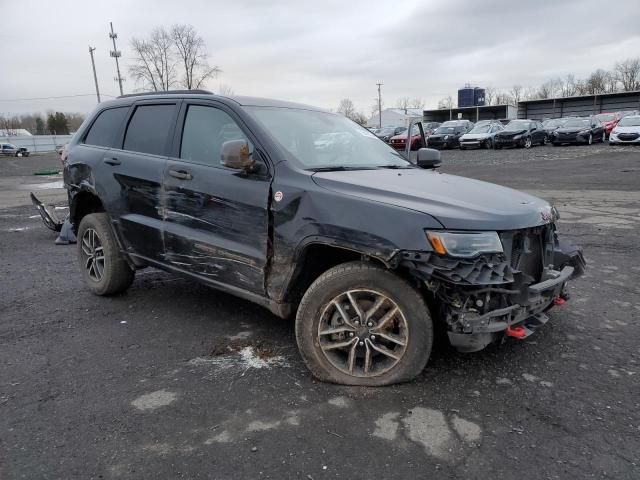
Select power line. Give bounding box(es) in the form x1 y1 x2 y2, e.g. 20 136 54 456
0 93 118 102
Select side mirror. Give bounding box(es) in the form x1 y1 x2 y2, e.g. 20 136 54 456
416 148 442 169
221 139 254 172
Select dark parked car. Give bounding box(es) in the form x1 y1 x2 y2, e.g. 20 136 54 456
494 120 547 149
542 118 567 138
64 91 585 386
421 121 441 136
426 120 473 149
551 117 605 146
1 143 30 157
375 126 406 143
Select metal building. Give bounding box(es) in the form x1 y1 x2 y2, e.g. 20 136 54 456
517 90 640 120
423 104 516 123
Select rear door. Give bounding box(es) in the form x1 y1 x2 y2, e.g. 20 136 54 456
105 101 179 261
162 101 272 294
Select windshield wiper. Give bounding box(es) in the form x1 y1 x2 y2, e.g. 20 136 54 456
308 166 378 172
376 165 414 169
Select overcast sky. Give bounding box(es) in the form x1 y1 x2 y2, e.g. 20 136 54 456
1 0 639 117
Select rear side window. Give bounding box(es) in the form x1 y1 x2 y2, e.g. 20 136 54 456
123 104 176 156
84 107 128 147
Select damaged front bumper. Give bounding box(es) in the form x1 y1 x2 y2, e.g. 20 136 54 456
400 229 586 352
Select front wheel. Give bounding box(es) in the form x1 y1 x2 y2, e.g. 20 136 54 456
295 261 433 386
601 132 606 143
587 134 593 145
541 136 548 145
77 213 135 295
523 137 532 149
484 139 492 149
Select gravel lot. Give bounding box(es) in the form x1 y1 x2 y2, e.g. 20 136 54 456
1 145 639 479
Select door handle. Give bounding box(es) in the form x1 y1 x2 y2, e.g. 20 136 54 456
168 169 193 180
105 157 121 166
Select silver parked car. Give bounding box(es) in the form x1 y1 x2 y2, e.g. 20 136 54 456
459 122 504 150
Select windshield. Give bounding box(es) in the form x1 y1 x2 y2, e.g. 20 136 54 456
617 116 640 127
246 107 411 170
504 121 530 131
543 119 562 128
434 126 456 134
563 118 590 128
596 113 615 122
469 125 491 134
441 121 464 127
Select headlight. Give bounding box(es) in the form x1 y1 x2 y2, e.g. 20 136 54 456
611 130 618 135
426 231 503 258
513 135 522 140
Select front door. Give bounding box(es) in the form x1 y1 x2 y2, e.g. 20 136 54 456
162 102 271 295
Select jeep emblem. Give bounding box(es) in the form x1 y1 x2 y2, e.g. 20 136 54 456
274 191 284 202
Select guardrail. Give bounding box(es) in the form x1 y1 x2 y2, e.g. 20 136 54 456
0 135 74 153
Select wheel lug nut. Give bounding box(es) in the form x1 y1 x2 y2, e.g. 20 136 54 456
349 332 354 337
370 335 376 341
354 320 360 326
367 321 373 327
359 341 364 347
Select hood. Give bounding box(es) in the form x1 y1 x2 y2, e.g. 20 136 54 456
460 133 490 140
612 125 640 134
496 129 526 137
312 168 552 231
556 127 587 134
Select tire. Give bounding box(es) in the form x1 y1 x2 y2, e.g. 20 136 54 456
459 146 466 150
587 134 593 145
484 139 492 149
541 136 547 146
77 213 134 296
295 261 433 386
16 152 22 157
601 132 606 143
523 137 532 149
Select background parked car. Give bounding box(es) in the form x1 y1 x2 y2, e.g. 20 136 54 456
459 122 504 150
594 113 618 138
609 115 640 145
421 121 441 136
542 118 568 138
1 143 30 157
388 124 424 151
551 117 605 146
494 120 546 149
375 126 406 143
426 122 470 149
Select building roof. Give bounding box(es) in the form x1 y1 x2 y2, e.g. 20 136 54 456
518 89 640 104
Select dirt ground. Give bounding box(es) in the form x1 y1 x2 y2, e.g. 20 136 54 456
1 145 639 479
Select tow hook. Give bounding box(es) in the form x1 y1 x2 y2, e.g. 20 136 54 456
505 325 526 339
553 297 567 306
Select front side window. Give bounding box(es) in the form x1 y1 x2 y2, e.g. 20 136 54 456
180 105 252 168
84 107 129 148
123 104 176 155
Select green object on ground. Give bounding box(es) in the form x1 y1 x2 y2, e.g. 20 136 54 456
33 170 61 176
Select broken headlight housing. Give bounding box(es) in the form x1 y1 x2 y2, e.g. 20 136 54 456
426 231 503 258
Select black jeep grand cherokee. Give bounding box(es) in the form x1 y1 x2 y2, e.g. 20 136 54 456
64 91 585 386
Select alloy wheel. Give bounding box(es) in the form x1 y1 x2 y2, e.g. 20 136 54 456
524 137 532 148
588 134 593 145
317 289 408 378
81 227 105 282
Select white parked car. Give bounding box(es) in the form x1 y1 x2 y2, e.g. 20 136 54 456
459 122 504 150
609 115 640 145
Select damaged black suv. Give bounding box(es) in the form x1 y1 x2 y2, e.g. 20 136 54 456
64 91 585 386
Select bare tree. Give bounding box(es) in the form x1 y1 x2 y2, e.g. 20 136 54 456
395 96 410 113
129 27 178 91
495 91 513 105
337 98 356 119
510 85 523 104
583 69 608 95
410 97 425 109
614 58 640 92
218 84 235 96
560 75 577 97
370 98 385 118
484 87 496 106
171 24 221 89
537 78 562 99
437 96 454 109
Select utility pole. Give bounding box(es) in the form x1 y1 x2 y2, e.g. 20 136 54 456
88 46 101 103
109 22 124 96
376 82 383 128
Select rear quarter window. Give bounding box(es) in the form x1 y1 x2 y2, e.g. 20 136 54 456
83 107 129 147
123 104 176 156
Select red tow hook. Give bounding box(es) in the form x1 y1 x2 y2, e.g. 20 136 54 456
505 325 527 339
553 297 567 306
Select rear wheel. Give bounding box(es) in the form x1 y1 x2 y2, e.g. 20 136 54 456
295 261 433 386
77 213 134 295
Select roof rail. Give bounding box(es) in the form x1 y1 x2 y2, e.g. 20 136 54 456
117 89 213 99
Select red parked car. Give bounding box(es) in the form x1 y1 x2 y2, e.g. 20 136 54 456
595 113 618 138
388 124 424 151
